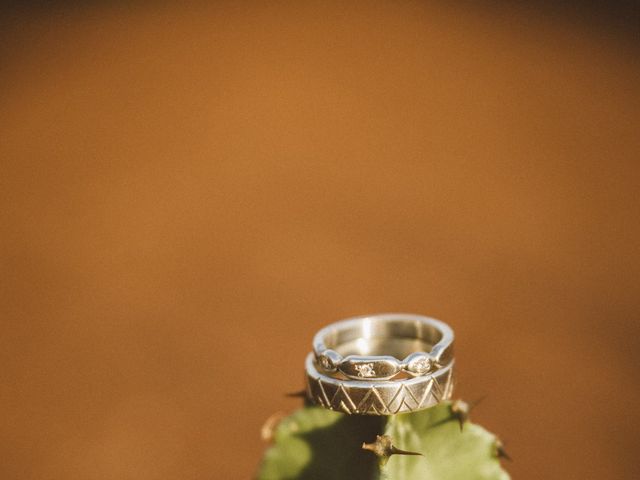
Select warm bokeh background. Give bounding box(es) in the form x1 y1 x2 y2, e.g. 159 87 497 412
1 2 639 479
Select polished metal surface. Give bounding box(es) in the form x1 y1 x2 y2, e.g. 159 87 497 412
305 313 455 415
313 313 454 380
305 353 455 415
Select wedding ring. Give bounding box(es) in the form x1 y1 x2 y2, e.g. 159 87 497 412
305 353 454 415
312 313 454 380
305 313 455 415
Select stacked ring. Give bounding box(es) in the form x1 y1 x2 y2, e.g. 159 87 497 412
305 313 455 415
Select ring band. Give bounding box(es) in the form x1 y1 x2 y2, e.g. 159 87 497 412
305 353 455 415
312 313 454 380
305 313 455 415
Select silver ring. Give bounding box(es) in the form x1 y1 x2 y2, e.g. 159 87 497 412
305 353 455 415
312 313 454 380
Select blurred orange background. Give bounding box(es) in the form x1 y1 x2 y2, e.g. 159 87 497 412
1 2 639 479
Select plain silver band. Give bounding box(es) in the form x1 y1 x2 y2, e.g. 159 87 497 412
305 353 455 415
312 313 454 380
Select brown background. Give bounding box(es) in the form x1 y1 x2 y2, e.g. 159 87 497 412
1 2 639 479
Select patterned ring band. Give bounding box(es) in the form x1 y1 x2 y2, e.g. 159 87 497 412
312 313 454 380
305 353 455 415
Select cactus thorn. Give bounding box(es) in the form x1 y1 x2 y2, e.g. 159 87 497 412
362 434 423 465
260 411 287 442
469 395 487 409
450 399 470 431
494 438 512 462
285 389 307 398
448 396 485 431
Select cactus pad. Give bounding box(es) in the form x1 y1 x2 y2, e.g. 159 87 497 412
257 402 510 480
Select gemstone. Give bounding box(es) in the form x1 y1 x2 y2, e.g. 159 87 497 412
405 352 432 375
354 363 376 377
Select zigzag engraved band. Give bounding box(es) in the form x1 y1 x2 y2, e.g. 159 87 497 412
305 353 454 415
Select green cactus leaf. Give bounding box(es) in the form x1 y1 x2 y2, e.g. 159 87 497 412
257 402 510 480
381 402 510 480
257 406 383 480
